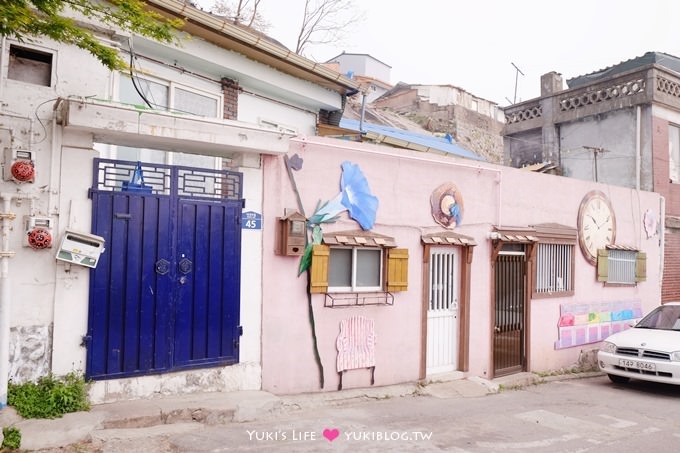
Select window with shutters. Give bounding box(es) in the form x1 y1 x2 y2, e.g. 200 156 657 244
308 230 408 301
329 247 383 292
597 248 646 285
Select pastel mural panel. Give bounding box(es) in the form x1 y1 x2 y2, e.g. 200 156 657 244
555 300 642 349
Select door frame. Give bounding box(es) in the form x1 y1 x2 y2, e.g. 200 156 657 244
86 158 244 380
489 228 537 379
419 232 476 379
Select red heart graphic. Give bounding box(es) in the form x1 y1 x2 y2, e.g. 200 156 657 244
323 428 340 442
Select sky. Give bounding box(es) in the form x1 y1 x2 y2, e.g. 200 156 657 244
197 0 680 106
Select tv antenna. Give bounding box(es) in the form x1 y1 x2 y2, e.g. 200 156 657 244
511 62 525 104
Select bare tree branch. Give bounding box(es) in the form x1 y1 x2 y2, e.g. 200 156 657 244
295 0 363 55
209 0 269 32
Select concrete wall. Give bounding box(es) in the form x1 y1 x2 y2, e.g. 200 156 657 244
331 54 391 84
261 135 662 394
560 109 638 188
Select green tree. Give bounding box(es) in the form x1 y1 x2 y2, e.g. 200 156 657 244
0 0 183 70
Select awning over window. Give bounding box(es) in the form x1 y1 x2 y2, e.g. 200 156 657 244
606 244 639 251
421 231 477 246
491 226 539 243
322 230 396 248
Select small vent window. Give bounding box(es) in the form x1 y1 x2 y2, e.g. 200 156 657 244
8 45 53 87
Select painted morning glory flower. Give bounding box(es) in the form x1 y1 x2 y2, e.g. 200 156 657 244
308 161 379 230
299 162 379 275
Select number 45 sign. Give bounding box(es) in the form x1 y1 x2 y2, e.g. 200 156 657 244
241 211 262 230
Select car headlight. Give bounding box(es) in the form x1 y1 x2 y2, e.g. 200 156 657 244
672 351 680 362
600 341 617 353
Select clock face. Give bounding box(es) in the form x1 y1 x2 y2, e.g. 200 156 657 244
577 191 616 265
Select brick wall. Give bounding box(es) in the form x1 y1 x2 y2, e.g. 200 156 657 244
652 116 680 216
663 228 680 302
221 77 239 120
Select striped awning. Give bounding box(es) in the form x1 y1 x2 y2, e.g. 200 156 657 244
606 244 639 251
495 234 539 242
421 231 477 246
491 226 539 243
322 230 396 248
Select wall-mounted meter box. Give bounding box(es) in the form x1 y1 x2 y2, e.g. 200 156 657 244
56 229 106 268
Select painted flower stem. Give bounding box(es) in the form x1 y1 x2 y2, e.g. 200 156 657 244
306 269 324 389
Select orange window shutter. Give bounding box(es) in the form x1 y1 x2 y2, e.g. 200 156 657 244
310 244 330 293
386 248 409 292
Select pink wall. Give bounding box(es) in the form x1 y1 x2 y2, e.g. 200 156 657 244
261 136 662 394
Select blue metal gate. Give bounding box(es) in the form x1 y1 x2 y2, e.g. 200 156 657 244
86 159 243 380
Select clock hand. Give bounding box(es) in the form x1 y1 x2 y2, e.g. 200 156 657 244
587 215 600 229
596 215 610 229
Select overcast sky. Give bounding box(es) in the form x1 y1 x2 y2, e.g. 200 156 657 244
198 0 680 106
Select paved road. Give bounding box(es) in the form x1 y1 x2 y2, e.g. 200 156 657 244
39 375 680 452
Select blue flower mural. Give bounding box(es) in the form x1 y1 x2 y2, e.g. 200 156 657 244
299 161 379 275
308 161 378 229
284 157 380 389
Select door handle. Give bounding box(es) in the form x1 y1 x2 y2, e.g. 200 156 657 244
494 326 501 333
178 258 193 274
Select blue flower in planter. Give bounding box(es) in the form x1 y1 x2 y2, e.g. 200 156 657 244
308 161 378 230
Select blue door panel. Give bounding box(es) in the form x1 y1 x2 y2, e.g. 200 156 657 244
87 159 243 380
174 200 241 368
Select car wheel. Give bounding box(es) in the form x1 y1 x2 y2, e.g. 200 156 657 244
607 374 630 384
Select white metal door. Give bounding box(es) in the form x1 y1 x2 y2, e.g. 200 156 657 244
426 248 460 375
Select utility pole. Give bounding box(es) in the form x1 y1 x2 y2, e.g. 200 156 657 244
583 146 608 182
511 62 525 104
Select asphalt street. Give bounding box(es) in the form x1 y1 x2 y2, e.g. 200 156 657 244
53 374 680 453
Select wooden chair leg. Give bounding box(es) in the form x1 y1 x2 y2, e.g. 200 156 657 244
338 371 343 390
370 366 375 385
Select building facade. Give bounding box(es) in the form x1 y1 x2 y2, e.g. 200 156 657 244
503 52 680 302
0 0 358 405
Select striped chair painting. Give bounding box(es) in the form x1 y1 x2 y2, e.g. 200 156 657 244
336 315 376 390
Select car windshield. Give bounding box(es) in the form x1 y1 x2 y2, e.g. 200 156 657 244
636 305 680 330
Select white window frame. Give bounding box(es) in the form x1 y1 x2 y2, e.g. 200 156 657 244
670 124 680 183
328 247 383 293
117 73 223 118
534 242 574 296
104 73 224 168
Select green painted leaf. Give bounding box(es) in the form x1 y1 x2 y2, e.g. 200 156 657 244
298 243 313 276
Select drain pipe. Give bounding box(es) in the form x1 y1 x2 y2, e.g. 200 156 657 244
359 91 367 133
0 192 36 408
0 195 15 408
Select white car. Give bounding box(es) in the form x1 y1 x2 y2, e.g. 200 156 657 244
598 302 680 385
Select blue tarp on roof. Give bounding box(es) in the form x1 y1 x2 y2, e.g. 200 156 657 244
339 118 484 161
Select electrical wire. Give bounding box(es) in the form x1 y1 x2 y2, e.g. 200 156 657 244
128 38 153 109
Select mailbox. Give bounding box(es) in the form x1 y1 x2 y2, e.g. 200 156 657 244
56 229 106 268
276 211 307 256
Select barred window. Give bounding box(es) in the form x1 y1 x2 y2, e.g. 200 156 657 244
597 249 646 285
535 243 574 295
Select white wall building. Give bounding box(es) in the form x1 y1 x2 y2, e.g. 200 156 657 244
0 0 358 405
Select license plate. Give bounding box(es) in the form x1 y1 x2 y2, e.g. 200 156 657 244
619 359 656 371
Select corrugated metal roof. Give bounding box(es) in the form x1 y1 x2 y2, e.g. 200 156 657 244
339 118 484 161
567 51 680 88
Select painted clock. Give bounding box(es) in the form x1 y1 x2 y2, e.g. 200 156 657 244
577 190 616 265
